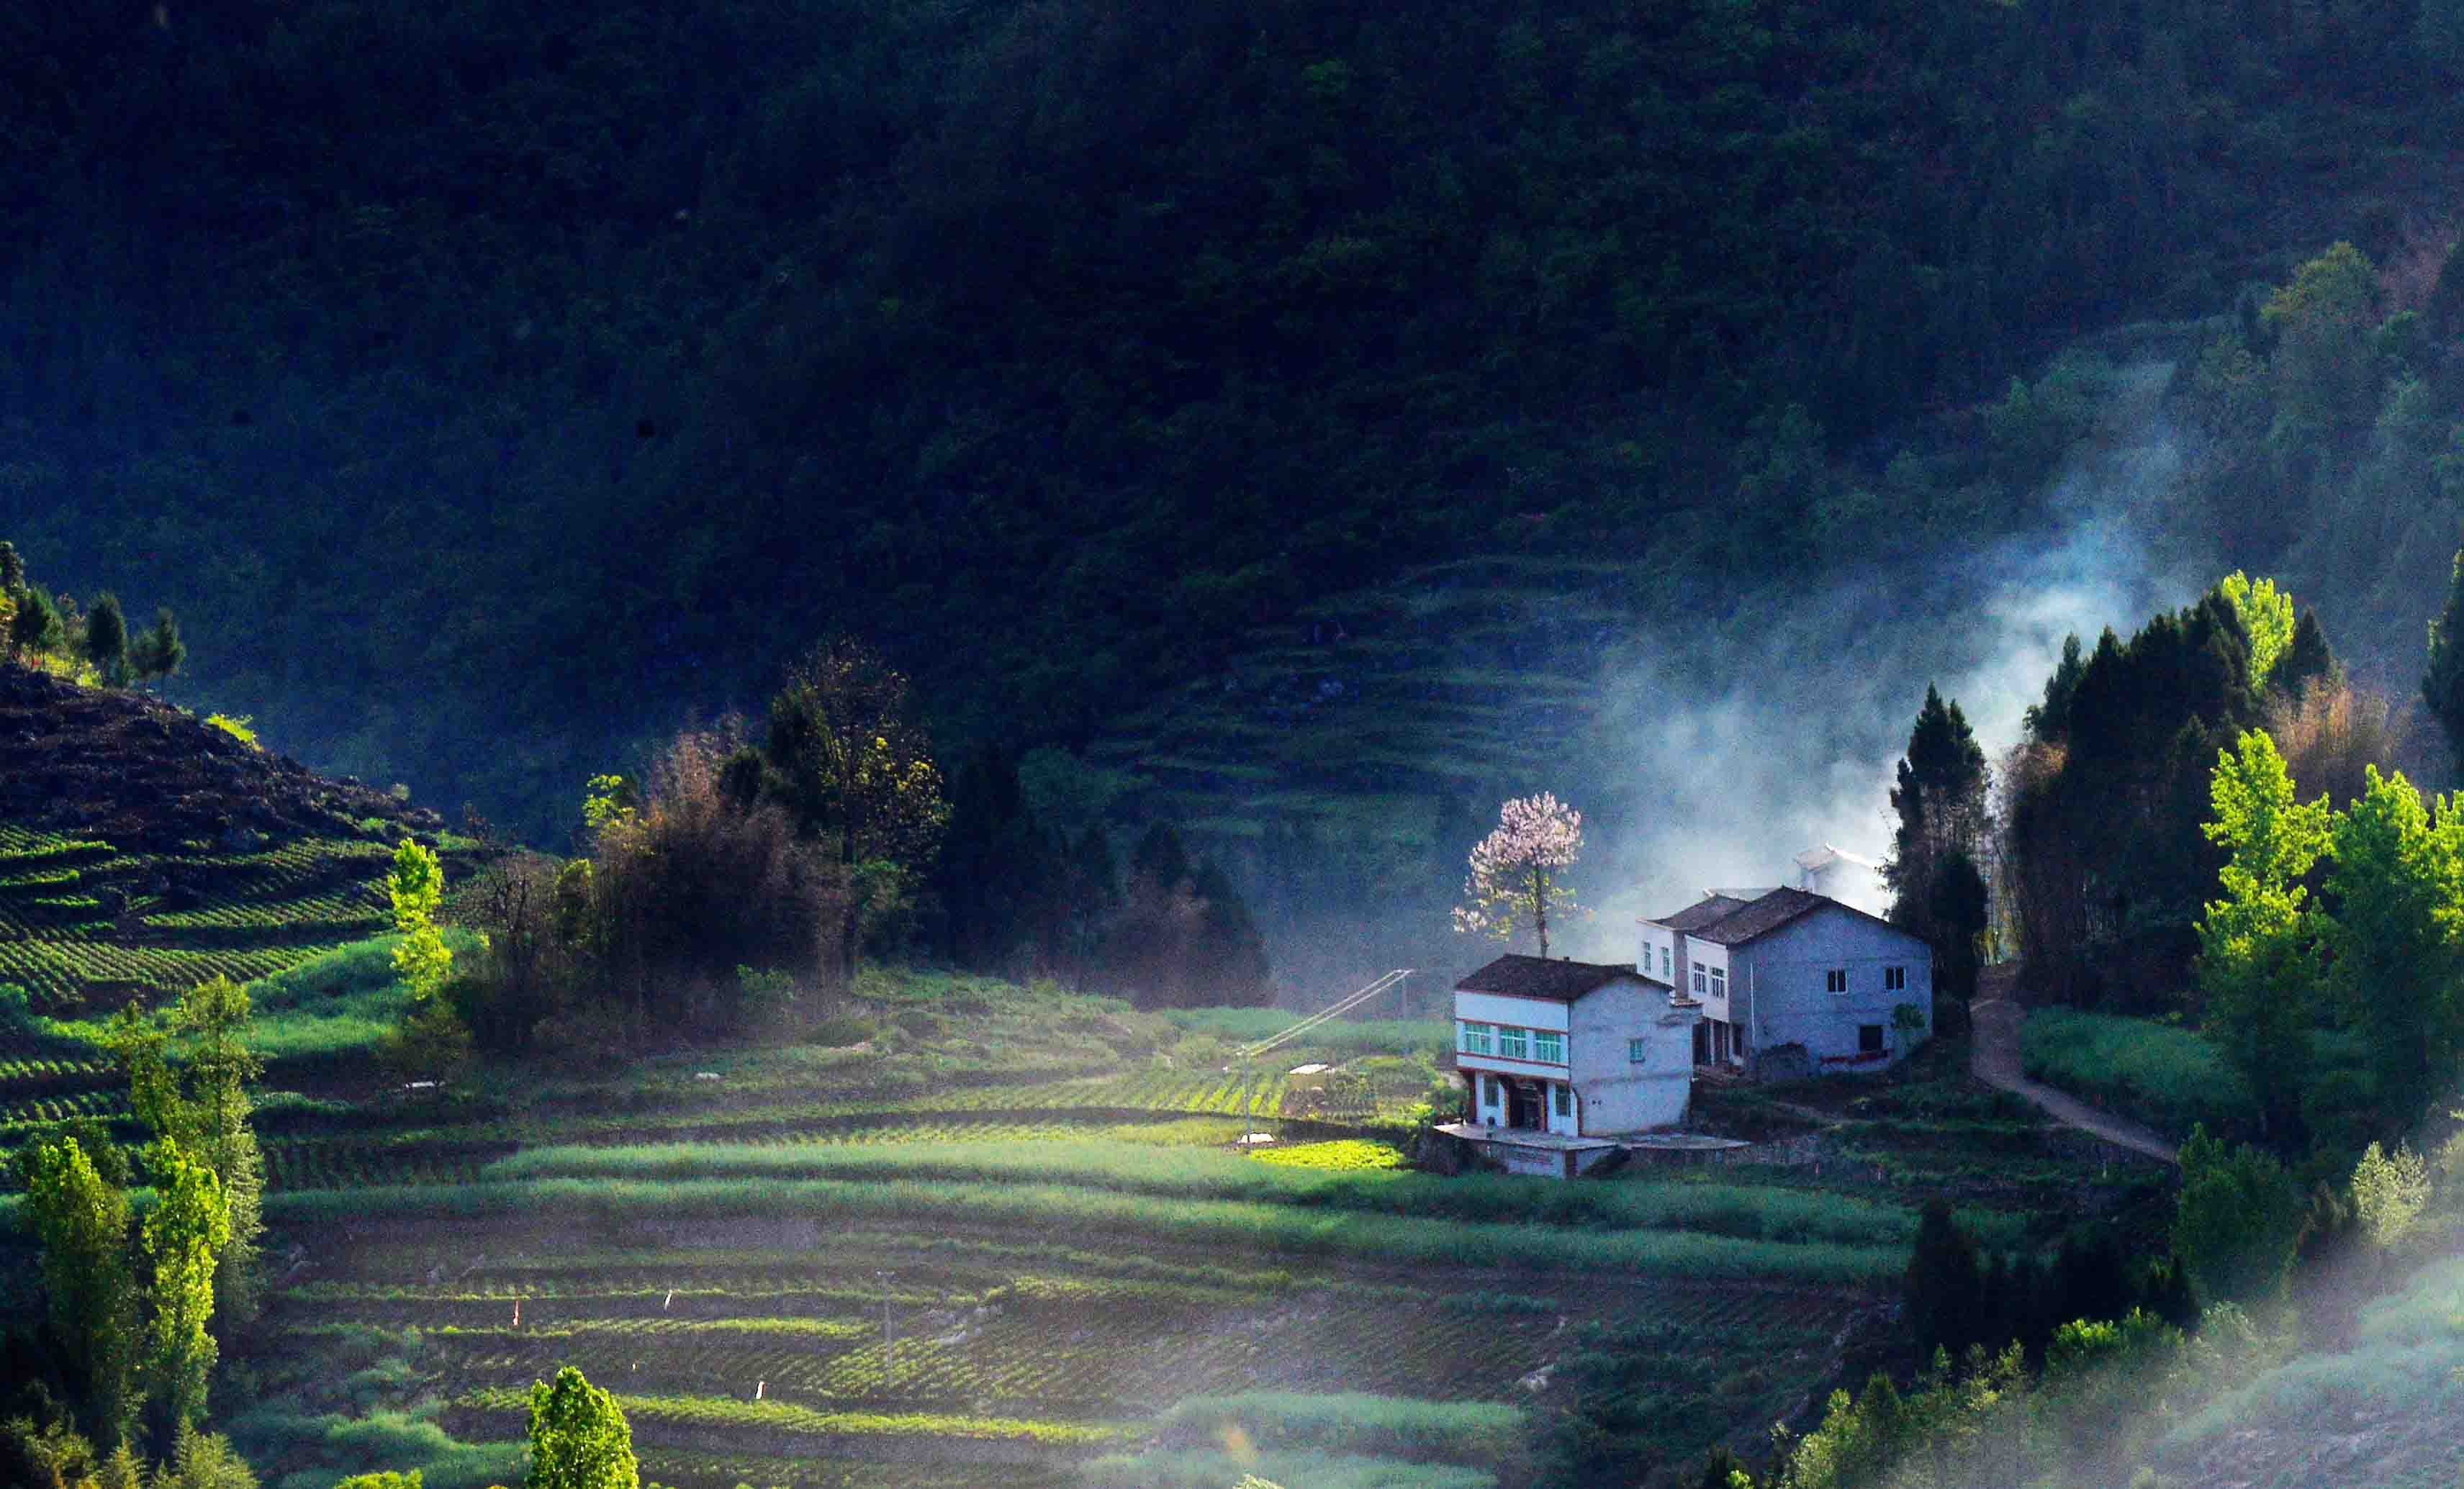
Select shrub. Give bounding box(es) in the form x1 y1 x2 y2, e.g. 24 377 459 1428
807 1010 876 1047
0 981 31 1031
204 714 261 749
574 725 850 1031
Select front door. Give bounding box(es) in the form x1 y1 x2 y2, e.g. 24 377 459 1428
1506 1078 1544 1130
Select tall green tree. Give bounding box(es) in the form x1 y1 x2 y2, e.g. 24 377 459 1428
2219 571 2295 685
130 608 186 684
2424 543 2464 778
15 1138 138 1448
84 592 129 684
1885 687 1990 1007
387 839 453 1000
525 1366 636 1489
139 1139 230 1431
2321 766 2464 1131
169 977 265 1328
11 586 65 654
2196 730 2332 1141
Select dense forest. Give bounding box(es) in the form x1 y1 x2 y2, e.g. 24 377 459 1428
8 0 2464 856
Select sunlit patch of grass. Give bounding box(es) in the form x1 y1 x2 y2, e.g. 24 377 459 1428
1247 1139 1407 1171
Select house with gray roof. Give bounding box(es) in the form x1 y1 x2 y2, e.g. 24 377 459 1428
1642 887 1933 1077
1449 951 1701 1151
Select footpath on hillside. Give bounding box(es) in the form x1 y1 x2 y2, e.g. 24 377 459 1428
1969 966 2178 1165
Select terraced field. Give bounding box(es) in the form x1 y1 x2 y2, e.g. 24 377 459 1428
253 1203 1865 1489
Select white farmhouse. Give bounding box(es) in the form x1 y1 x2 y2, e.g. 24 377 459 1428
1450 953 1701 1146
1644 887 1933 1077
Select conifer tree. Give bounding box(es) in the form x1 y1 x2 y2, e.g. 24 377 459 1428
85 592 129 683
131 609 186 683
12 587 65 653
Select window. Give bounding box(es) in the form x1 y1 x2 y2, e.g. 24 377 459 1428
1708 967 1726 1000
1481 1074 1499 1105
1498 1026 1530 1059
1459 1021 1494 1056
1859 1024 1885 1053
1553 1084 1572 1118
1661 945 1671 979
1825 968 1848 994
1628 1037 1650 1064
1533 1030 1565 1064
1885 965 1907 991
1692 966 1707 995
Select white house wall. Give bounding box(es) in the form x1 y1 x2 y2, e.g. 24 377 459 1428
1682 936 1730 1021
1737 907 1932 1072
1635 923 1677 986
1566 978 1697 1133
1454 991 1571 1033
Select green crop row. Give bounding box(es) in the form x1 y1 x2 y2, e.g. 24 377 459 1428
479 1139 2019 1251
456 1386 1125 1446
263 1175 1907 1283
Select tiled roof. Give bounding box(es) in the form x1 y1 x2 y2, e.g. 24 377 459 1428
1660 886 1924 949
1650 895 1755 932
1453 954 1638 1000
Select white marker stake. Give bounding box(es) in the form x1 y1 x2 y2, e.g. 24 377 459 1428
513 1298 520 1328
755 1380 764 1400
664 1287 674 1311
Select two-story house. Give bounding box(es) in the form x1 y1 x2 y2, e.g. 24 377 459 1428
1643 887 1933 1075
1451 952 1701 1137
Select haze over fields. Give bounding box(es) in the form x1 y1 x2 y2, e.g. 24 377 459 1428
6 3 2464 1488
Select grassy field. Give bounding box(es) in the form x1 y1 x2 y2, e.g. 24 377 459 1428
2018 1008 2262 1141
0 951 2157 1489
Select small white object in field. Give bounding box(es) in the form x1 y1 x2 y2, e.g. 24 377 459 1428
664 1287 674 1310
695 1072 722 1081
513 1299 520 1326
406 1080 437 1090
755 1380 764 1400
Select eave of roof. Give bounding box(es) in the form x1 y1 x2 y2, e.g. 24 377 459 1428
1453 953 1641 1000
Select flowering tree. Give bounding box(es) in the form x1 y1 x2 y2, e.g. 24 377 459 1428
1452 792 1584 959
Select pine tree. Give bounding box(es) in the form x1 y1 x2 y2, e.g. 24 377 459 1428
12 587 65 653
131 609 186 683
84 592 129 683
1885 686 1990 926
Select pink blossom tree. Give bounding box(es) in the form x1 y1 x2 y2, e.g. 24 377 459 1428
1452 792 1584 959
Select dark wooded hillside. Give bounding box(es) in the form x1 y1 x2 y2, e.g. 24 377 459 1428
1 0 2455 833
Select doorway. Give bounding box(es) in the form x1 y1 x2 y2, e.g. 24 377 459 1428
1506 1078 1545 1130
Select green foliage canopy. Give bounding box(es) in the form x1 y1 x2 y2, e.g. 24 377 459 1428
524 1367 636 1489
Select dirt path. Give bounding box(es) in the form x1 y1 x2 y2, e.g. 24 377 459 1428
1969 985 2178 1165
